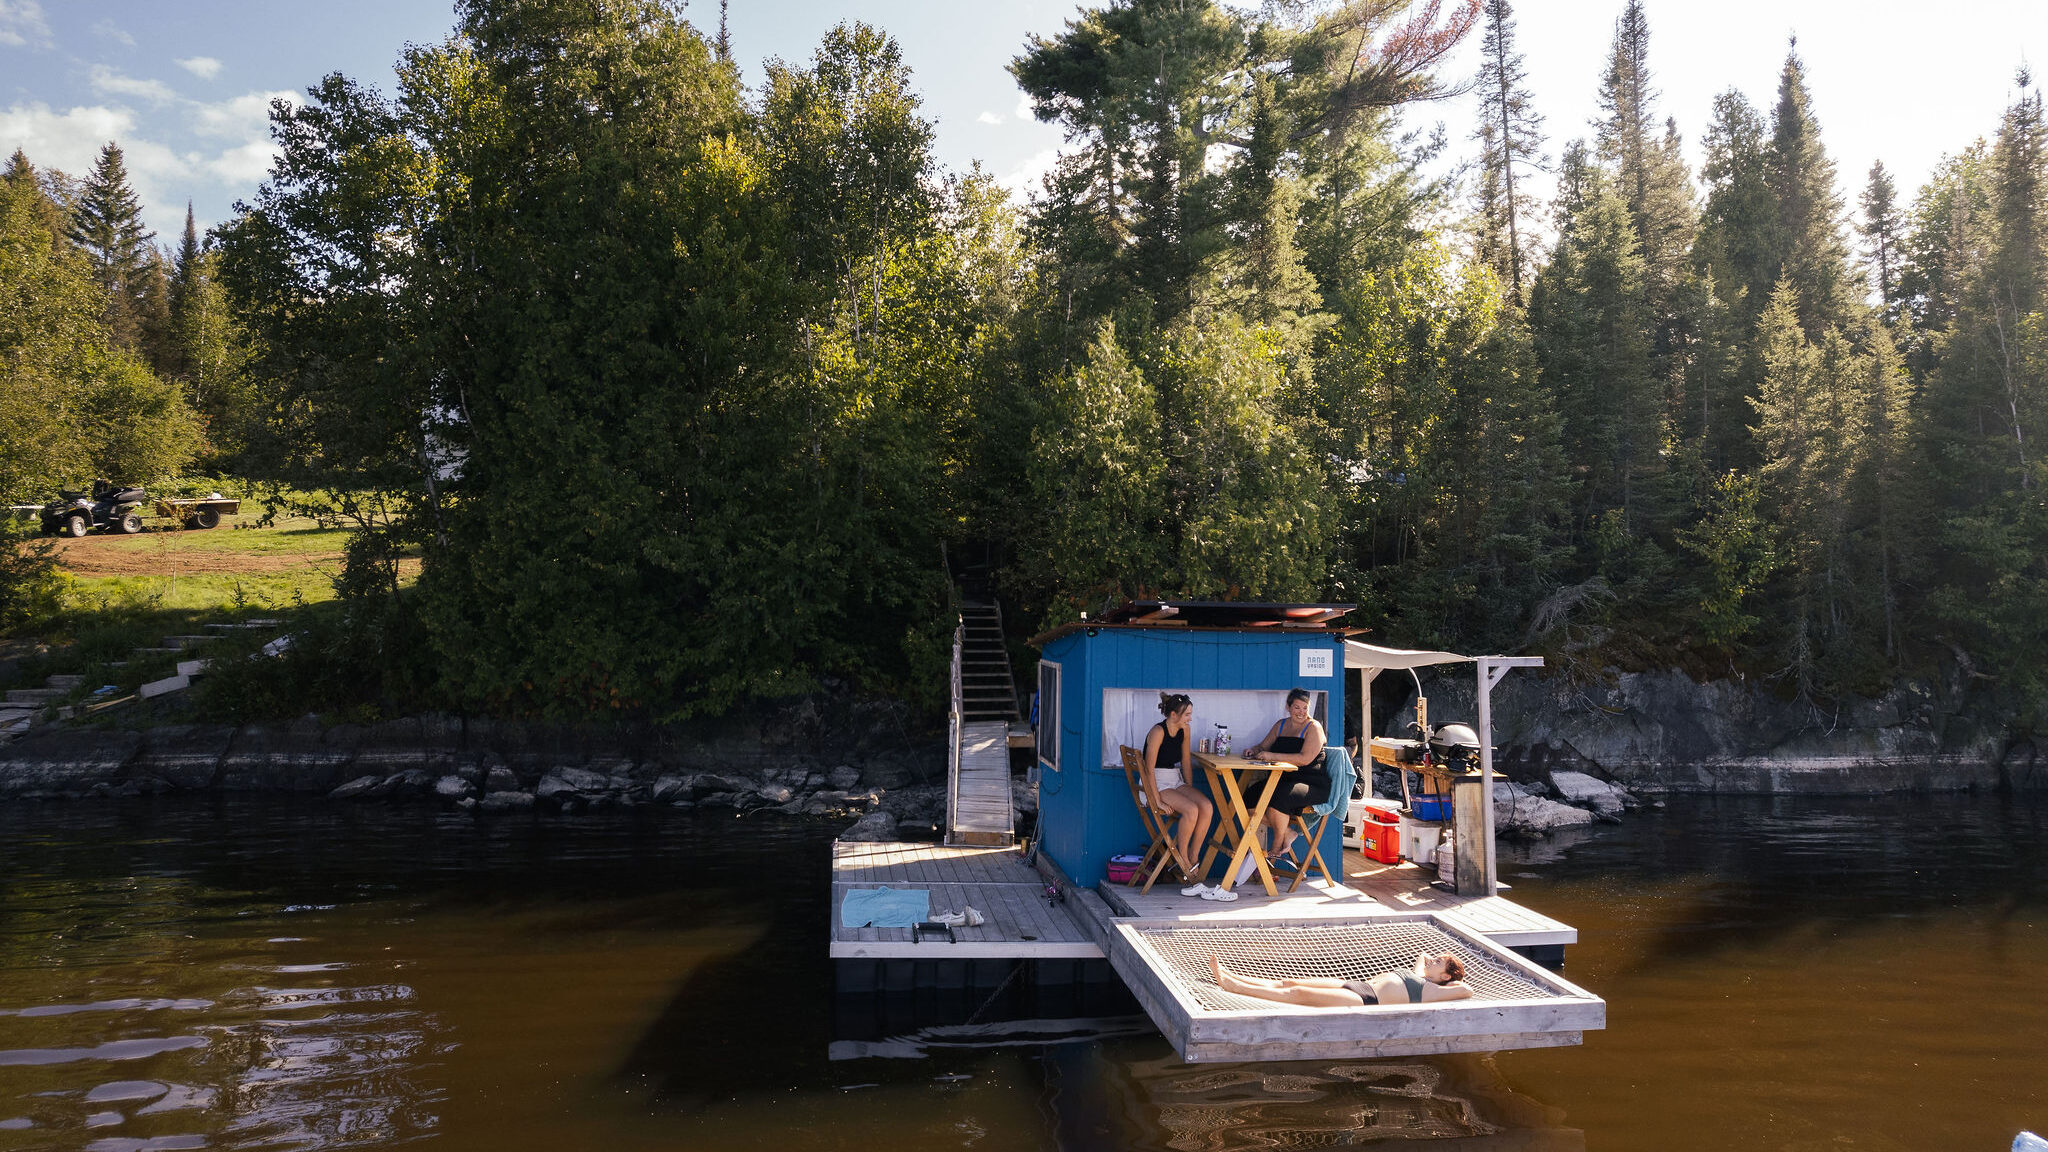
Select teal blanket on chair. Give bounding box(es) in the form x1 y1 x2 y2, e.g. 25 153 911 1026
839 887 930 928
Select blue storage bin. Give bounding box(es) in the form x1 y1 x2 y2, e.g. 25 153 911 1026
1409 795 1451 821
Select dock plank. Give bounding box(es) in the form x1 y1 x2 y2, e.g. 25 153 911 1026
829 840 1102 960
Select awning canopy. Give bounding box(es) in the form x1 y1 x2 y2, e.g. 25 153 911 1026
1344 640 1473 670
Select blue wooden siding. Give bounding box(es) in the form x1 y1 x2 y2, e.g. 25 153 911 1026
1035 628 1348 886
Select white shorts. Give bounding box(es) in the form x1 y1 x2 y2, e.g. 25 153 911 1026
1152 768 1185 807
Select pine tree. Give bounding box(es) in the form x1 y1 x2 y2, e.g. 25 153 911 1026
1766 45 1855 334
1529 174 1662 541
67 142 159 353
1472 0 1544 297
1696 90 1777 319
2 149 72 249
1593 0 1695 314
1858 161 1904 320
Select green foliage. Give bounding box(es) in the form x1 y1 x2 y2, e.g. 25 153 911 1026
0 518 63 632
0 149 204 498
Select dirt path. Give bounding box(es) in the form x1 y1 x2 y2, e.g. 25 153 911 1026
39 533 346 577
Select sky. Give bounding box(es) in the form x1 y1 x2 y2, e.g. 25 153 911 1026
2 0 2044 246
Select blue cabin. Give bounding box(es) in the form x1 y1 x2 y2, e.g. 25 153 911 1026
1028 601 1354 887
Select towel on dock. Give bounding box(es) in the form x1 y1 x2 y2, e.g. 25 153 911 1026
840 887 930 928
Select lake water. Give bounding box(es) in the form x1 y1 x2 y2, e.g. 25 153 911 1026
0 793 2042 1150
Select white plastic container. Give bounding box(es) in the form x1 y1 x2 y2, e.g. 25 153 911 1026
1435 837 1455 885
1341 798 1369 849
1401 816 1442 865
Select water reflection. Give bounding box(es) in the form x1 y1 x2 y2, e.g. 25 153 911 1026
1048 1043 1582 1150
2 793 2043 1148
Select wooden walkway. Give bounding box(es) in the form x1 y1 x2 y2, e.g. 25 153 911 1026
829 841 1101 960
1097 852 1575 948
946 719 1014 845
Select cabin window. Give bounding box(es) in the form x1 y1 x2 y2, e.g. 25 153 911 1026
1036 661 1061 771
1100 689 1327 768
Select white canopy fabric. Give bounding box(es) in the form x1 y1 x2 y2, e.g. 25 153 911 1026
1344 641 1473 670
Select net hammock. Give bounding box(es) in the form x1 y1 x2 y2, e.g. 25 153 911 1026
1126 921 1561 1012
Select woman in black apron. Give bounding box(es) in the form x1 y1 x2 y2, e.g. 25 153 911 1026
1245 687 1331 873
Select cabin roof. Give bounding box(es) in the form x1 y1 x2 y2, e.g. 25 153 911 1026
1027 600 1359 647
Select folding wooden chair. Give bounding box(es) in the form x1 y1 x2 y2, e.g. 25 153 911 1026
1278 745 1357 892
1119 744 1182 894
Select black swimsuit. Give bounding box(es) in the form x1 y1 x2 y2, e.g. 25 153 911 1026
1266 718 1332 817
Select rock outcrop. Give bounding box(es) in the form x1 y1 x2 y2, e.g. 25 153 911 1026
1387 667 2040 795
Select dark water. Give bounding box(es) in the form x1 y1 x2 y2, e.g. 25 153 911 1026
0 794 2043 1150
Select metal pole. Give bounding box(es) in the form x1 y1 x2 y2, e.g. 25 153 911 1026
1477 658 1497 897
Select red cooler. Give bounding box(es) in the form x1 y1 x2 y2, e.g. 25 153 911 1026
1358 802 1402 864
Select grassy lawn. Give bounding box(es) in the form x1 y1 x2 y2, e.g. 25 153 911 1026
53 515 352 612
4 510 418 704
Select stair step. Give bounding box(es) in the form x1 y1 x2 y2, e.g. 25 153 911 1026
5 688 61 705
163 635 216 649
45 675 84 690
138 674 191 700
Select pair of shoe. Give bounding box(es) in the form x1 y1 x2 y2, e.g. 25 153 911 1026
930 906 985 927
1178 882 1239 902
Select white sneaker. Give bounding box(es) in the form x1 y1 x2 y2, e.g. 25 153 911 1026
929 909 966 926
1201 886 1239 902
961 906 985 927
1180 882 1212 898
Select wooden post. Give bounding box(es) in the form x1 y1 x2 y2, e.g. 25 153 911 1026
1476 656 1544 897
1451 775 1486 896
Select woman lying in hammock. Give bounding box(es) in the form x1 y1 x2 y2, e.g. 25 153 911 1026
1209 951 1473 1007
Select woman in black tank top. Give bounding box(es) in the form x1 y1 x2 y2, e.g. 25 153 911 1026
1245 688 1331 867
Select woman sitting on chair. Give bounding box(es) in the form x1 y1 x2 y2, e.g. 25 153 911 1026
1210 952 1473 1007
1144 693 1218 899
1243 688 1331 874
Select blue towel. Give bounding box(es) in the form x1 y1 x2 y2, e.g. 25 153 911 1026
840 887 930 928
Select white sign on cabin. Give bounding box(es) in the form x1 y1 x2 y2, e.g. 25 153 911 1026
1298 647 1334 677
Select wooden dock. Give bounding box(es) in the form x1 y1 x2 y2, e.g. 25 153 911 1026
830 839 1597 1062
830 841 1101 959
1101 855 1575 950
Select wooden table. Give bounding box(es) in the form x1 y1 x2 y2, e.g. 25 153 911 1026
1192 752 1295 897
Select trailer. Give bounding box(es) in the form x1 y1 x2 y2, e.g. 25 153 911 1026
154 496 241 530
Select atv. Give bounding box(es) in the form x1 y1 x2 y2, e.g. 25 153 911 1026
40 480 148 537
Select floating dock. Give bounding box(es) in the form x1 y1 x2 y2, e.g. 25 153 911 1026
830 840 1603 1062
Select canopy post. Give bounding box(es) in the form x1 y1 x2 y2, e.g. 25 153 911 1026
1475 656 1543 897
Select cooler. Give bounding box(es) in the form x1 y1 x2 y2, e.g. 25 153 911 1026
1410 793 1452 821
1357 801 1402 864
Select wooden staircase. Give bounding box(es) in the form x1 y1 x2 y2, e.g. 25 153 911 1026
946 598 1019 846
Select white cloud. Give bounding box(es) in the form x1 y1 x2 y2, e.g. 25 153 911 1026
1015 94 1035 122
977 110 1002 125
191 90 298 138
205 139 280 185
90 66 178 106
0 102 136 175
89 16 132 47
176 56 222 80
0 0 51 48
999 145 1068 202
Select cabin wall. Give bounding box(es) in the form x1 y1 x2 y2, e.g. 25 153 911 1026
1037 628 1347 887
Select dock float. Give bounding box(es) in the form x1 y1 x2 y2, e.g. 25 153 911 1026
830 840 1604 1062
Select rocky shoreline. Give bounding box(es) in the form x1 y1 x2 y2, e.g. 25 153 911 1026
2 663 2039 841
0 711 995 842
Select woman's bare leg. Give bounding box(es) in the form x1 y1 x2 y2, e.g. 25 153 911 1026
1159 790 1204 874
1210 956 1365 1008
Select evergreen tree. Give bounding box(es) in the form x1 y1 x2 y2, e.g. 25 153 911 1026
1766 45 1855 334
1593 0 1694 315
66 142 160 353
1529 174 1663 543
1472 0 1543 296
1858 161 1904 319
